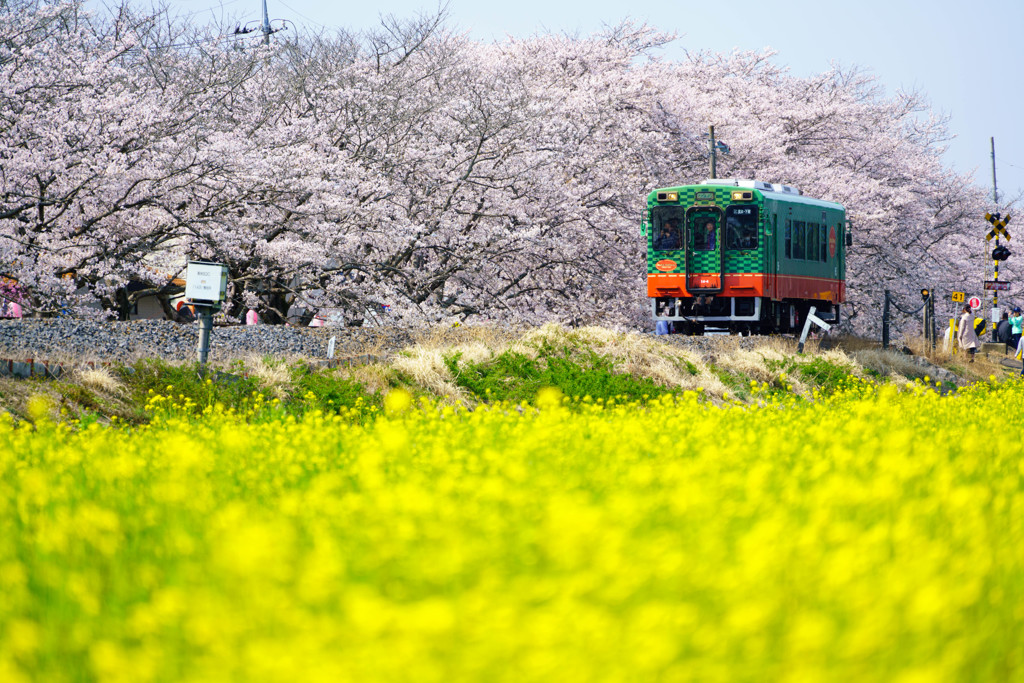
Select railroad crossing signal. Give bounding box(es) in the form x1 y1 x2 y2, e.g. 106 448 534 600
985 212 1012 241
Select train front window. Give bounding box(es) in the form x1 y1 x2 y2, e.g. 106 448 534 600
725 206 758 250
689 214 719 251
651 207 685 251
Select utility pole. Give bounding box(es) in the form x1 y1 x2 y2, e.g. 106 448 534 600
991 137 999 340
882 290 890 350
709 125 716 180
992 137 999 205
930 289 936 351
262 0 272 45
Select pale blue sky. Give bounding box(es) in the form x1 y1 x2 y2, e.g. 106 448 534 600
128 0 1024 209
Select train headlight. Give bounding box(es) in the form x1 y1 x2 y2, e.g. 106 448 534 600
731 191 753 201
656 192 679 202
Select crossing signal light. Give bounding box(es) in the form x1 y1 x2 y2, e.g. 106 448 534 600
921 288 930 301
992 245 1011 261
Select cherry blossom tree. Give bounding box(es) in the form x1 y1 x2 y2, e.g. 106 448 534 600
1 0 1003 337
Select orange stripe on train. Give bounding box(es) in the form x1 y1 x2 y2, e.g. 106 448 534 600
647 273 845 302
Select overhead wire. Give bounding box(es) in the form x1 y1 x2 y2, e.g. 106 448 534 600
272 0 329 30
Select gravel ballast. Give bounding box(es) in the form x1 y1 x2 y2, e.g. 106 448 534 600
0 319 418 364
1 318 784 366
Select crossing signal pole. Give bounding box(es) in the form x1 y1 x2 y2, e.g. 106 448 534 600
987 138 1008 340
986 211 1012 340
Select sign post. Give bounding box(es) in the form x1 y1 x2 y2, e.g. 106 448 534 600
184 261 229 374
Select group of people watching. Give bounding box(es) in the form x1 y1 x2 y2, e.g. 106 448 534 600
996 307 1024 358
959 305 1024 373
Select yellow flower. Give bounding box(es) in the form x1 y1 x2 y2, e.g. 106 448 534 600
384 388 413 415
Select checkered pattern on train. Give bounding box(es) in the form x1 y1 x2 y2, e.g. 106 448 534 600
646 187 764 275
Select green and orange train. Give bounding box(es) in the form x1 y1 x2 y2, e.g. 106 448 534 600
644 179 850 334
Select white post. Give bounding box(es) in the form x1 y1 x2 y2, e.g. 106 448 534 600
798 306 833 354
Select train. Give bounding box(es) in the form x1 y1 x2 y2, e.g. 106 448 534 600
645 179 850 335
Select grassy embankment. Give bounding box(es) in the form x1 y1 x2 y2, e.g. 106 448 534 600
0 324 1014 425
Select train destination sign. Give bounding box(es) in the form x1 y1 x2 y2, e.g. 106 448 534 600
983 280 1011 291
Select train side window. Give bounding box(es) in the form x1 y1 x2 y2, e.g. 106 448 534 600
793 220 805 260
785 219 792 259
820 224 828 261
808 222 819 263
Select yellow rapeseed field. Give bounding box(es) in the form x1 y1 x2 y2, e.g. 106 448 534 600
2 378 1023 682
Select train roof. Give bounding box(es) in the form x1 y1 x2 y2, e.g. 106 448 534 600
649 179 844 211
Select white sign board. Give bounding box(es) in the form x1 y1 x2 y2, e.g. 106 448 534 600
968 296 982 310
184 261 228 302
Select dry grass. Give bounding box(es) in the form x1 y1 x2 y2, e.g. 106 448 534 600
0 377 37 420
347 329 392 359
245 356 293 400
902 335 958 364
348 363 395 396
75 366 124 394
410 325 519 352
391 342 498 403
850 348 930 382
814 347 860 370
717 344 807 394
827 334 881 353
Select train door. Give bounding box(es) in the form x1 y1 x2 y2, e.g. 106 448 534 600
684 207 724 294
766 212 778 300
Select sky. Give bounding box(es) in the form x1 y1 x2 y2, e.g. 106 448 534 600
123 0 1024 214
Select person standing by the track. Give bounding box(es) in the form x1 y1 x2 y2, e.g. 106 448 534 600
957 304 979 363
1009 307 1023 351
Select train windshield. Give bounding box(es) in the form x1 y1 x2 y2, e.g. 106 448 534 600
651 207 685 251
725 206 758 250
690 212 719 251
